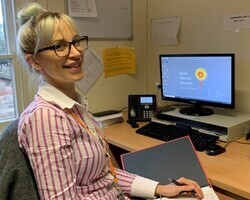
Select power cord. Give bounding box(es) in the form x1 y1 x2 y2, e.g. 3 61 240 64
223 138 250 149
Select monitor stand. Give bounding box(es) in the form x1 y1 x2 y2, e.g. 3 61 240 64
179 105 214 116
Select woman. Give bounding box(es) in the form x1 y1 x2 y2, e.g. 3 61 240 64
17 3 203 200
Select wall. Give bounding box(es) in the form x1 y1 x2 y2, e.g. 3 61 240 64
15 0 250 114
85 1 148 112
147 0 250 113
14 0 148 113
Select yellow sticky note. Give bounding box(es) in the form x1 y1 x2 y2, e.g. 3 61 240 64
102 47 136 77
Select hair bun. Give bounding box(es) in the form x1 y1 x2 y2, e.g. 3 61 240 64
17 2 46 26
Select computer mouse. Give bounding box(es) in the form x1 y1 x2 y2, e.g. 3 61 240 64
206 144 226 156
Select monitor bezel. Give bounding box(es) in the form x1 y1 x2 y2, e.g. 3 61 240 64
159 53 235 113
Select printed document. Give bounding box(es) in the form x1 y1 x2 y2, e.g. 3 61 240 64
156 186 219 200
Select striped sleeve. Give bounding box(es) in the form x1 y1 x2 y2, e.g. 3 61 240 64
19 106 78 200
115 168 159 198
115 168 136 194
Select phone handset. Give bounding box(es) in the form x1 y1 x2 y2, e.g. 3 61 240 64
128 106 139 128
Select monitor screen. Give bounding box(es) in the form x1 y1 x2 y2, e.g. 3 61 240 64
159 53 235 116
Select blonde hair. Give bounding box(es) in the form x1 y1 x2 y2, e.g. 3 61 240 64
16 3 80 87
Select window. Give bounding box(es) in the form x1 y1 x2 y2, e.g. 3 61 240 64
0 0 21 130
0 59 16 120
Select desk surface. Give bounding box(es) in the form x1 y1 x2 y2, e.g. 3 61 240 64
104 120 250 199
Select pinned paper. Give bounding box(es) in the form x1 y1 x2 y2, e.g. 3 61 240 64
76 47 103 94
151 15 181 46
67 0 98 17
224 13 250 31
102 47 136 77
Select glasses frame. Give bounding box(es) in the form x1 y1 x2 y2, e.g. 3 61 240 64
36 35 88 57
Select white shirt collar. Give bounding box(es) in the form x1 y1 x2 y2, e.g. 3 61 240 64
37 81 88 109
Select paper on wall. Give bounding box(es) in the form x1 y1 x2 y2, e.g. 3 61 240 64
102 47 136 77
151 16 181 46
68 0 98 17
76 47 103 94
224 13 250 31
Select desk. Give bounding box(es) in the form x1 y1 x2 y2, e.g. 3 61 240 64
104 120 250 200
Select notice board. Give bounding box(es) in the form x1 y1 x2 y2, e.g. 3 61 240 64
67 0 132 40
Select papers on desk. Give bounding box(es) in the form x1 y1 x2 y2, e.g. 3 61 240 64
156 186 219 200
201 186 219 200
93 111 123 128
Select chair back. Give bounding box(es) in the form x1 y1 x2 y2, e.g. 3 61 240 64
0 119 40 200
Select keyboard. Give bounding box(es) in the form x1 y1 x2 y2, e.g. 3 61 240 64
136 122 219 151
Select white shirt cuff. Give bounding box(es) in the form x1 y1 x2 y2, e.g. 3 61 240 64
130 176 159 199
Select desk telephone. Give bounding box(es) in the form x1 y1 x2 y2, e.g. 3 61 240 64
127 94 156 128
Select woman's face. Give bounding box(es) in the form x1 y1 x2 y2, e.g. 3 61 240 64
34 22 84 89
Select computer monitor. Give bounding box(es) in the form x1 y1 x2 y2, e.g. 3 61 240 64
159 53 235 116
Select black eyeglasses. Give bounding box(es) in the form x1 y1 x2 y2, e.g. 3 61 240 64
37 36 88 57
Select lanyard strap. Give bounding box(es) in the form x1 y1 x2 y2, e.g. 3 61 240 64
68 109 118 183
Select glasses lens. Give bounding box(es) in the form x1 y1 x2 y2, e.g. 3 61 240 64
54 36 88 57
73 37 88 52
54 41 70 57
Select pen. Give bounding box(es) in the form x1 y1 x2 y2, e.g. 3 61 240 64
168 178 197 197
168 178 182 186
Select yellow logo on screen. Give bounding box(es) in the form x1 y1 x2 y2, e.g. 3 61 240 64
195 68 207 81
195 68 207 87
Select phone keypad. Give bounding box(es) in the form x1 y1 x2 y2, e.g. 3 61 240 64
143 110 153 119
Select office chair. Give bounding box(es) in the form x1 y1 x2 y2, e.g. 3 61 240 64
0 119 40 200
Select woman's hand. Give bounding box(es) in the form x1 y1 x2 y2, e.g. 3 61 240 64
155 177 204 199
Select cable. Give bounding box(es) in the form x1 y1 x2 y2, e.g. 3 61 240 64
222 139 250 149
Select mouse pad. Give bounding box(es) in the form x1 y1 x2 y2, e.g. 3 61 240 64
121 136 210 188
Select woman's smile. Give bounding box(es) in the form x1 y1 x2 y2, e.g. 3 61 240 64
63 60 83 69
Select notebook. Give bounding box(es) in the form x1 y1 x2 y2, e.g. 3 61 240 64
121 136 219 200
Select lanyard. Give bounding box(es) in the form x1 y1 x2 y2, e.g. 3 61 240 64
68 109 118 183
